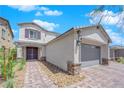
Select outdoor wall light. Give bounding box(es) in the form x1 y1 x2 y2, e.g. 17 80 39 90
76 30 81 45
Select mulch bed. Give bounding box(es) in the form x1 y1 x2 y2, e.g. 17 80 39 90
14 64 27 88
38 61 84 87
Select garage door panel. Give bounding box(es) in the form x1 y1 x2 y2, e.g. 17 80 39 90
81 60 99 67
81 44 100 67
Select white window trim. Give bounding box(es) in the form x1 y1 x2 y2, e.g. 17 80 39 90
28 29 40 40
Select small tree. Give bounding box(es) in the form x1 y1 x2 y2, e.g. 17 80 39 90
0 48 17 80
90 5 124 46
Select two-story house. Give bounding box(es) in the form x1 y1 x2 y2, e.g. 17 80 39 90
0 17 14 50
16 22 59 60
16 22 111 75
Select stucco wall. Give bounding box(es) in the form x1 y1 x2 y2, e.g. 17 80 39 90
46 31 74 71
101 44 110 60
79 27 108 44
0 25 13 49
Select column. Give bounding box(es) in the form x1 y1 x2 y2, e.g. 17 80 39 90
17 46 23 58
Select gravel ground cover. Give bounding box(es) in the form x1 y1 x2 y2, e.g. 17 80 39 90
38 61 84 87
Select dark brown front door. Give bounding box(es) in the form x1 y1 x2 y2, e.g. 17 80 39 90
26 47 38 60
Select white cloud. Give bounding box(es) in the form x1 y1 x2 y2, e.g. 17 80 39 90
44 10 63 16
35 11 43 16
33 19 59 31
39 7 49 11
88 10 124 45
8 5 63 16
8 5 37 12
88 10 124 25
106 29 124 45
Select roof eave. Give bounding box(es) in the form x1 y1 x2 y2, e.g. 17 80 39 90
18 22 60 36
0 17 14 38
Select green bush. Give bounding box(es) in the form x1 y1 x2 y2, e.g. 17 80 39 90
17 59 26 71
117 57 124 64
4 78 15 88
0 48 26 87
0 48 17 79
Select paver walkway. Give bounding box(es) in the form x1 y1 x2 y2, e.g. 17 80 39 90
69 62 124 88
24 61 124 88
23 61 57 88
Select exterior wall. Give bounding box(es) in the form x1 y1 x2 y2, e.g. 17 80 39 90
110 49 115 59
38 47 42 60
79 27 108 44
46 31 74 71
23 47 26 60
19 24 57 44
76 27 109 64
17 46 23 58
101 44 109 60
74 30 80 64
0 23 13 49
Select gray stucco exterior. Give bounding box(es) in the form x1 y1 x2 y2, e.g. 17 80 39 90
46 25 111 71
110 46 124 60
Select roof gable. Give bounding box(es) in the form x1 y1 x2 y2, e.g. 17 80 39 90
74 24 112 43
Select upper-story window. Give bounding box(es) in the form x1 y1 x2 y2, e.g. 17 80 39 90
0 22 3 26
25 29 41 40
2 29 6 40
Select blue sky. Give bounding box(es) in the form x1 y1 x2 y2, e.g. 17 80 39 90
0 5 124 46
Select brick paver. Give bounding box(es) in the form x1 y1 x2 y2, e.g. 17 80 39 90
23 61 57 88
24 61 124 88
68 62 124 88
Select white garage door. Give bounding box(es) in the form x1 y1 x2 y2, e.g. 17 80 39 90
81 44 100 67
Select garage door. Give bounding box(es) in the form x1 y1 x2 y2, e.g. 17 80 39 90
81 44 100 67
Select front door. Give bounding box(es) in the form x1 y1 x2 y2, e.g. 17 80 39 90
26 47 38 60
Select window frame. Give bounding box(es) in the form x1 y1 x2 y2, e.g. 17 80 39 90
25 29 41 40
2 29 6 40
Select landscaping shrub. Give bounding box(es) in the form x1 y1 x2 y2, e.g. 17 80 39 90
0 48 26 88
17 59 26 71
4 78 15 88
117 57 124 64
0 48 5 78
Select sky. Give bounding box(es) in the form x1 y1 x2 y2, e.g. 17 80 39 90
0 5 124 46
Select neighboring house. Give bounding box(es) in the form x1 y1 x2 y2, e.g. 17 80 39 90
0 17 14 50
46 25 111 74
15 22 59 60
110 45 124 60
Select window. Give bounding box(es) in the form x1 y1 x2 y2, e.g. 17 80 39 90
2 29 6 39
0 22 3 26
30 30 33 38
25 29 41 40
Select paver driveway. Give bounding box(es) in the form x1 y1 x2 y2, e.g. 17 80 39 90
23 61 56 88
69 62 124 88
24 61 124 88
